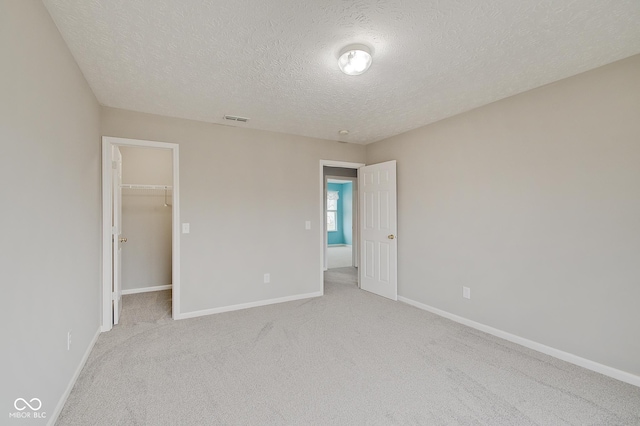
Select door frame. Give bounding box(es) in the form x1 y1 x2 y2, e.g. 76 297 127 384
101 136 181 331
319 160 365 295
112 145 123 325
324 175 358 270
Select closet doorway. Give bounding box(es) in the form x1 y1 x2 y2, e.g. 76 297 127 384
101 137 181 332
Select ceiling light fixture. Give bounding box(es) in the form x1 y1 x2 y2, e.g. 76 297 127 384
338 44 372 76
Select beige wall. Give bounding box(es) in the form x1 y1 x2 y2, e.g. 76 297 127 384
120 147 173 291
120 146 173 186
367 55 640 376
1 0 101 420
102 107 367 313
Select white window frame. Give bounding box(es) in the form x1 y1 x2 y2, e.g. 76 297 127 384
327 190 339 232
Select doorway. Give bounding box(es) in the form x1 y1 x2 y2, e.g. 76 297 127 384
319 160 364 293
119 146 173 325
319 159 398 301
101 137 181 332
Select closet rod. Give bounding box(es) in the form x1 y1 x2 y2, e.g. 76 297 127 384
120 184 173 190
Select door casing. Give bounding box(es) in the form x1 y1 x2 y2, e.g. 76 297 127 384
112 145 123 325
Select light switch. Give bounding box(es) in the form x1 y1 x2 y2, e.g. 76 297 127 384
182 223 190 234
463 286 471 299
305 221 311 230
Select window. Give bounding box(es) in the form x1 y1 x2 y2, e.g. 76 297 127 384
327 190 339 232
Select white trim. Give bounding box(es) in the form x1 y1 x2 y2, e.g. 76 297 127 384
321 160 366 168
102 136 181 331
398 296 640 388
174 291 323 320
121 183 173 190
48 327 101 426
172 143 181 321
122 285 172 295
319 160 364 292
101 141 111 332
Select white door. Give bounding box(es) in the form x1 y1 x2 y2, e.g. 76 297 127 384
359 160 397 300
112 146 124 325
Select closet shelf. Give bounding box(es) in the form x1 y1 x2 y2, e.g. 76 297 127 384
121 184 173 190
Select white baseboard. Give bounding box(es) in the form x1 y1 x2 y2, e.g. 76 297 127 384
398 296 640 388
122 284 172 295
174 291 323 320
48 327 101 426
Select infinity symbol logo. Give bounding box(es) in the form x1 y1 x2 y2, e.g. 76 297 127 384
14 398 42 411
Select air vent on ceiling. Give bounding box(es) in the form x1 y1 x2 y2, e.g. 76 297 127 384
224 115 249 123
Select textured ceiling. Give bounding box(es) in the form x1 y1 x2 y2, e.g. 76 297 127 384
43 0 640 144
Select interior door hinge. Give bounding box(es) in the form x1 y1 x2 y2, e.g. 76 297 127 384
112 160 117 169
112 291 116 300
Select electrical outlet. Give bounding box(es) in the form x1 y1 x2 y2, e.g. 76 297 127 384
463 287 471 299
264 273 270 284
67 330 72 351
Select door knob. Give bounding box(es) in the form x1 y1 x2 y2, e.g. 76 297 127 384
388 235 395 240
119 237 128 243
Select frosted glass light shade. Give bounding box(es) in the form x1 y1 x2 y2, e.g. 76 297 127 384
338 44 372 76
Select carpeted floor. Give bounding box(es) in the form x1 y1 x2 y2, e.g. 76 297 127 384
57 268 640 425
118 289 172 327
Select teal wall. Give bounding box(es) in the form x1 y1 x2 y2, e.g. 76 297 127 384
327 182 353 245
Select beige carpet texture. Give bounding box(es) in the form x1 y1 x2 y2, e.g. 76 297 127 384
57 268 640 425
